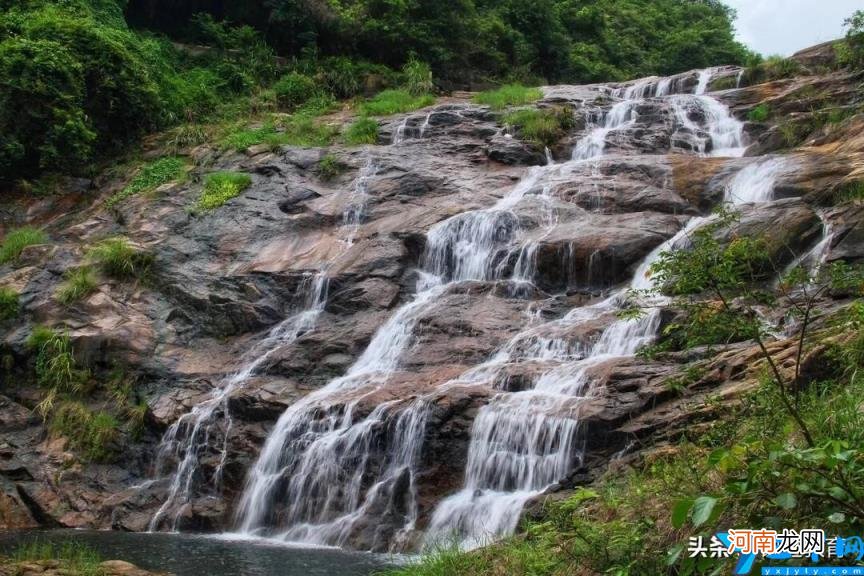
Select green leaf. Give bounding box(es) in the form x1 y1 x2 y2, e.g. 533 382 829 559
774 493 797 510
691 496 718 527
828 512 846 524
667 543 684 566
671 498 694 529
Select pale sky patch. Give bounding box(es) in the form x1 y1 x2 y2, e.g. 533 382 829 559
723 0 859 56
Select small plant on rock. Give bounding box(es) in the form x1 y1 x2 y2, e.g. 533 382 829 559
317 154 346 180
196 171 252 211
0 286 18 320
87 237 152 280
55 267 98 305
747 103 770 122
0 227 48 264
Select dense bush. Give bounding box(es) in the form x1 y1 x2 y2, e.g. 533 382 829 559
273 72 318 109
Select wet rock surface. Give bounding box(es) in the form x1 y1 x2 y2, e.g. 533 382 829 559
2 60 864 551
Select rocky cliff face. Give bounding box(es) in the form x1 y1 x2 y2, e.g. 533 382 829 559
1 46 863 552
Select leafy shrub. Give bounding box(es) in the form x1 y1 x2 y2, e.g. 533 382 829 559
86 237 152 279
197 171 252 211
317 154 346 180
747 103 770 122
55 266 97 305
51 401 118 462
106 156 186 207
343 117 380 145
0 227 49 264
504 107 574 147
402 58 434 96
843 10 864 68
0 286 18 320
273 72 318 110
474 84 543 110
360 89 435 116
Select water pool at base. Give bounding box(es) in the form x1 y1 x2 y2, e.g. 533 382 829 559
0 529 394 576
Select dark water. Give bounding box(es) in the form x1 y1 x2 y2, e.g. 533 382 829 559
0 530 396 576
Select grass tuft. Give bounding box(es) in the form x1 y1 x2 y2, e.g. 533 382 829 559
0 227 49 264
0 286 18 320
503 107 574 147
86 237 152 280
474 84 543 110
344 117 380 145
747 103 770 122
106 157 186 208
197 171 253 211
317 154 346 180
56 267 99 305
360 89 435 116
51 402 119 463
12 540 104 576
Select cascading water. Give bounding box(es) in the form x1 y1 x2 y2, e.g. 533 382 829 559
147 152 382 531
576 67 746 160
724 156 788 204
147 273 328 531
234 164 552 548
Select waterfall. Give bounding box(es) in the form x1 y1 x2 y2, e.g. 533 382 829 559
234 163 554 548
147 273 328 531
572 100 640 160
392 118 409 145
423 214 708 549
695 68 715 95
176 66 759 551
576 67 745 161
724 156 788 204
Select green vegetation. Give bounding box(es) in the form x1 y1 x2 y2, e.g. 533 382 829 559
86 237 152 280
317 154 346 180
106 156 186 207
197 171 252 211
503 107 574 147
220 115 339 152
11 540 104 576
740 55 804 86
0 286 18 320
26 327 90 407
344 117 380 146
0 0 757 183
843 10 864 67
474 85 542 111
273 72 318 110
747 103 770 123
51 401 119 462
402 58 434 96
360 90 435 116
835 179 864 204
55 266 98 305
0 227 48 264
